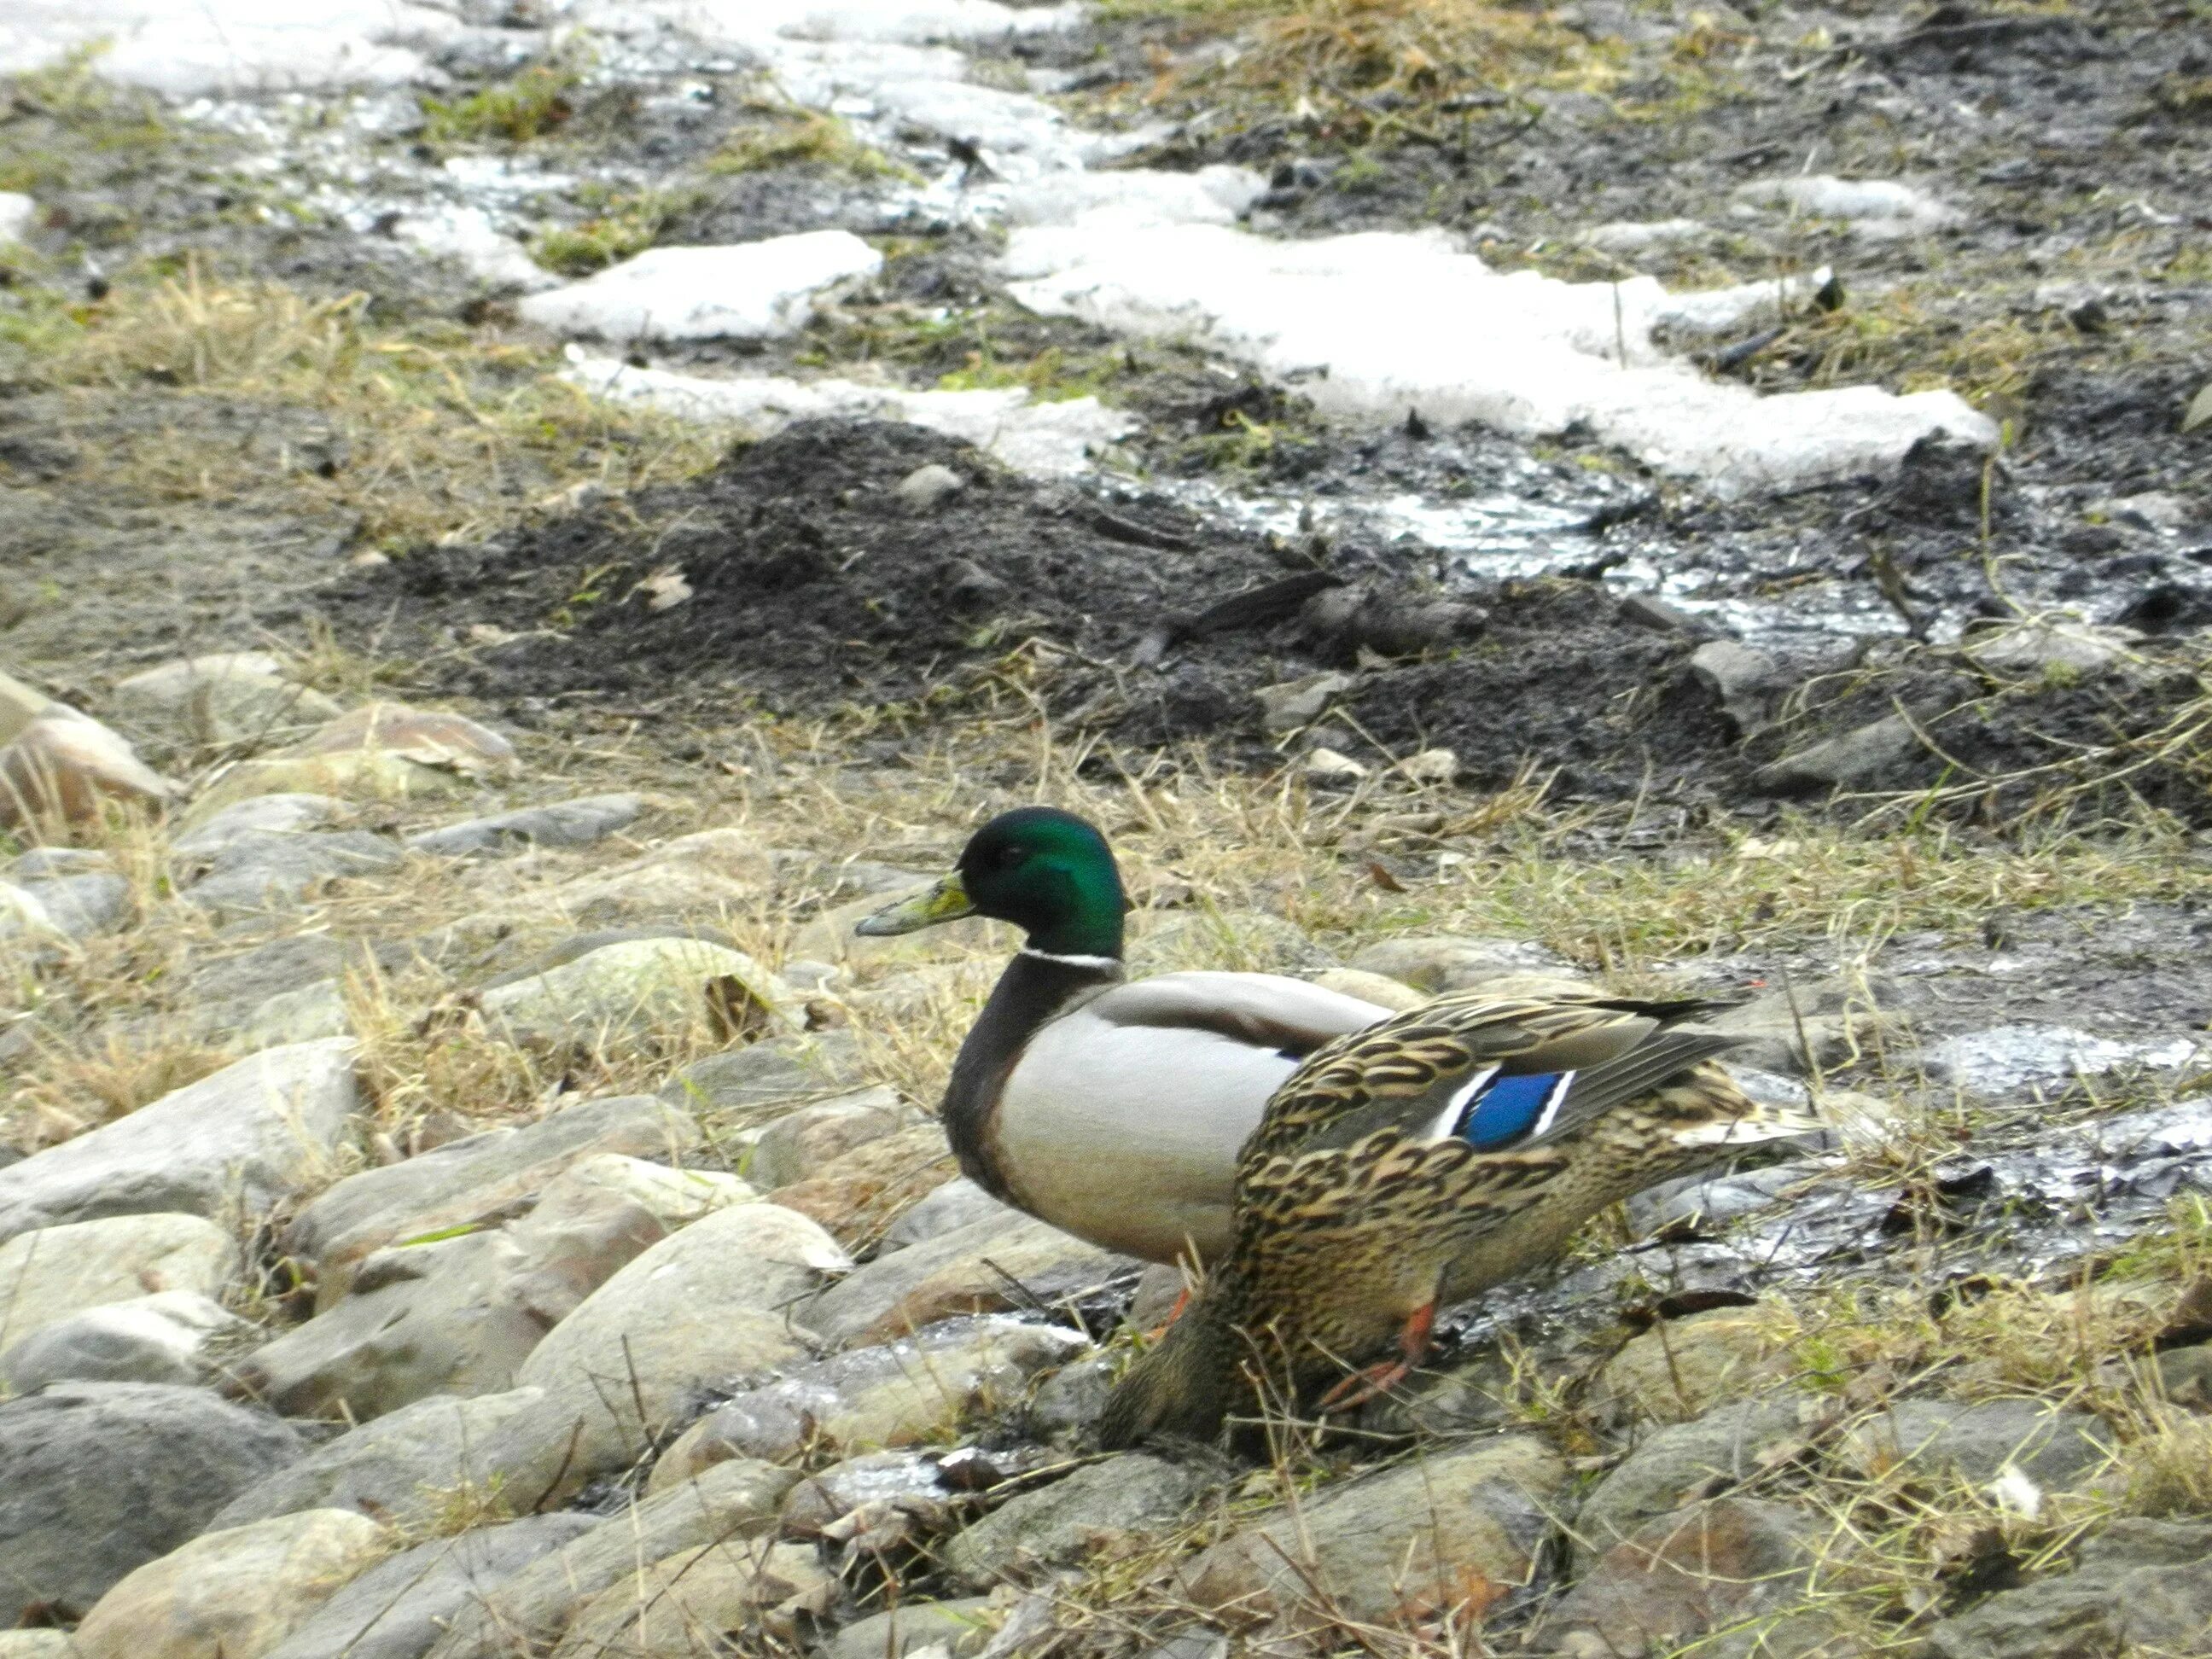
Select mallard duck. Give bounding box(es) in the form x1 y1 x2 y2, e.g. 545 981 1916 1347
853 807 1396 1266
1096 990 1822 1447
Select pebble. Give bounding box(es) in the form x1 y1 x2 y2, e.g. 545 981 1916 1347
748 1086 914 1189
1688 638 1781 735
546 1537 830 1656
894 463 967 510
15 870 132 938
1592 1307 1797 1425
940 1453 1209 1588
658 1029 868 1121
1301 746 1368 782
178 829 404 916
1840 1398 2115 1495
170 793 344 857
1575 1398 1818 1564
1398 746 1458 784
826 1598 995 1659
1923 1516 2212 1659
477 937 804 1049
1254 670 1358 733
1755 712 1919 794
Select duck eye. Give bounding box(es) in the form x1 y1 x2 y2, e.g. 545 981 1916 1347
996 845 1027 870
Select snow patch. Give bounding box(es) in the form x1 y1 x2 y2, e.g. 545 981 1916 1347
0 0 463 96
0 193 34 244
1925 1024 2203 1098
1004 207 1996 498
1735 176 1959 238
562 351 1134 477
518 232 882 342
395 205 559 293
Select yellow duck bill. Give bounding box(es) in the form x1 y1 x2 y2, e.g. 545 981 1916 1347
853 870 976 935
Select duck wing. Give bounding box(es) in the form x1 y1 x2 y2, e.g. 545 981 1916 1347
1241 992 1743 1167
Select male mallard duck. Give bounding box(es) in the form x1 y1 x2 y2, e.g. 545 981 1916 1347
854 807 1396 1266
1096 990 1821 1447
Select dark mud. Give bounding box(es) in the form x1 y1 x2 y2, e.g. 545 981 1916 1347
338 416 2212 823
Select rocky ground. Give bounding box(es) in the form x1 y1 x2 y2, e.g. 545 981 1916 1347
4 0 2212 1656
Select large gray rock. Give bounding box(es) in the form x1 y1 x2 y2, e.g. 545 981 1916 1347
1184 1436 1566 1631
1924 1517 2212 1659
0 1382 306 1621
109 653 341 754
179 830 405 915
210 1388 548 1531
1756 714 1918 794
0 1041 358 1245
803 1210 1126 1348
492 1203 844 1498
746 1087 910 1190
406 795 643 859
286 1092 701 1292
264 1514 599 1659
422 1459 799 1659
1 1291 249 1391
879 1177 1020 1253
1841 1398 2115 1493
940 1454 1208 1588
0 1211 237 1352
1577 1399 1817 1564
189 931 375 1010
170 794 342 859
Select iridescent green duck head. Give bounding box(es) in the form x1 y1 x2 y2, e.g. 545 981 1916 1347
855 806 1130 959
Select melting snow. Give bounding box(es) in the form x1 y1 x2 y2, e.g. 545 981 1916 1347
1924 1023 2204 1098
0 0 462 96
563 351 1135 477
518 233 884 342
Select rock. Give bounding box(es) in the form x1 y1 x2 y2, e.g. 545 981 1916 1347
405 794 644 859
657 1317 1086 1472
233 1234 562 1421
0 880 61 946
0 1636 73 1659
748 1087 911 1190
1922 1023 2197 1098
1576 1400 1818 1564
1309 967 1429 1011
517 829 775 928
2098 492 2194 534
1582 218 1713 253
478 938 803 1049
8 845 109 878
0 1041 358 1246
546 1538 831 1658
941 1453 1208 1588
658 1030 867 1121
2155 1342 2212 1410
0 1211 238 1351
1255 671 1357 733
1704 983 1883 1078
1301 747 1369 783
0 1382 306 1621
239 1156 739 1423
803 1210 1126 1348
826 1599 994 1659
287 1092 701 1293
197 704 518 812
1 1291 249 1392
1543 1498 1828 1656
422 1459 799 1659
1756 714 1919 795
0 710 174 829
894 463 966 511
776 1448 951 1535
1185 1436 1565 1630
262 1514 598 1659
1965 621 2139 678
15 871 132 938
497 1204 847 1497
1923 1516 2212 1659
1128 908 1335 975
1690 640 1783 735
880 1177 1021 1252
1303 585 1484 655
241 980 352 1047
73 1510 390 1659
1840 1399 2114 1494
171 793 343 856
178 829 405 916
1027 1351 1115 1435
1348 934 1571 992
210 1388 547 1531
1618 592 1714 637
765 1121 958 1248
1592 1307 1797 1424
108 654 342 754
0 667 52 742
1400 746 1458 784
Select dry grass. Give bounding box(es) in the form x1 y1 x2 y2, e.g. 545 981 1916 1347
0 263 728 550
